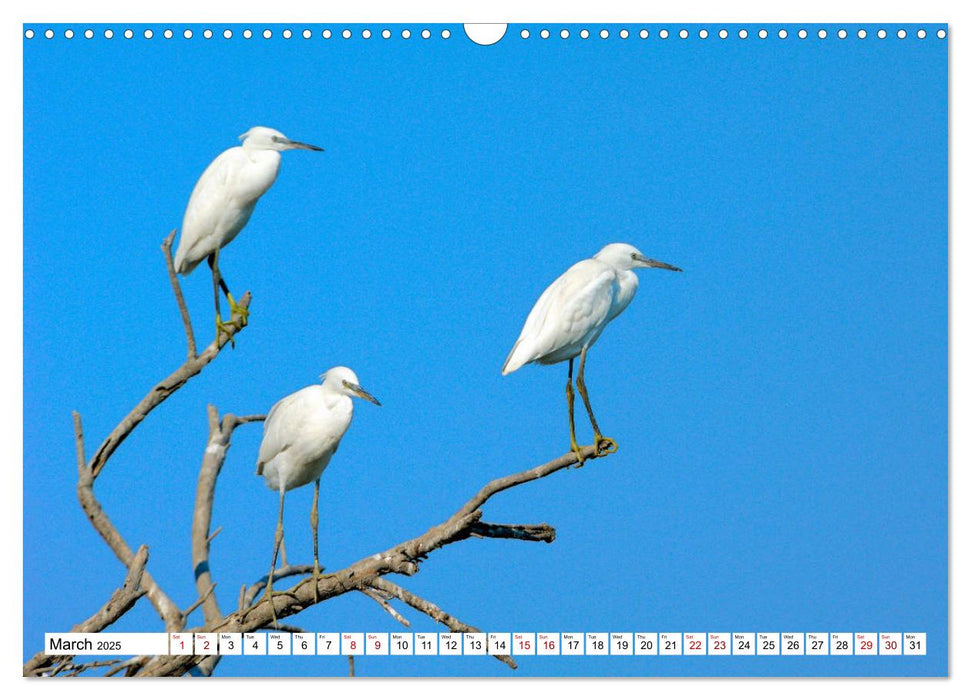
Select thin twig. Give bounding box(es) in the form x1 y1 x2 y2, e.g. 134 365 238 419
162 230 196 359
360 588 411 628
369 577 517 670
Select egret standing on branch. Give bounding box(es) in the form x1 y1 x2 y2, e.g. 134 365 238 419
502 243 681 464
174 127 323 341
255 367 380 622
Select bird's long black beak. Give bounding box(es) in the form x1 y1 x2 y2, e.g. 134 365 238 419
286 139 324 152
346 381 381 406
635 254 682 272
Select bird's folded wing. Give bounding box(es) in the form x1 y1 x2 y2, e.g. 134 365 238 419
256 388 312 470
507 260 617 367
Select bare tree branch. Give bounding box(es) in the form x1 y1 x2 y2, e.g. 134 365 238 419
73 412 183 631
88 279 251 480
369 577 517 670
242 564 316 610
24 545 149 676
360 588 411 628
133 443 601 677
162 230 196 359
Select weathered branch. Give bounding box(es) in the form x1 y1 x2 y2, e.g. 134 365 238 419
369 577 517 670
24 545 149 676
190 407 265 627
242 564 316 610
162 230 196 359
134 443 602 676
360 587 411 628
88 236 252 479
74 412 183 631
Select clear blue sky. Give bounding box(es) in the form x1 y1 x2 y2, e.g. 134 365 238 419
23 23 947 677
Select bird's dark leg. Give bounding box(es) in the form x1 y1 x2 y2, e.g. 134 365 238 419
259 488 287 628
207 250 245 346
577 346 618 456
567 358 585 466
309 477 321 603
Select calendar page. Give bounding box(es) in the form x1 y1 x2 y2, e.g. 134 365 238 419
22 19 947 678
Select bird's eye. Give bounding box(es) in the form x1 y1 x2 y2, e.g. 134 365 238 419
631 253 637 259
271 135 285 143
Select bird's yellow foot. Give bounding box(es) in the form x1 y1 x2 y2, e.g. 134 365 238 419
595 435 619 456
215 315 239 348
226 293 249 326
570 439 586 467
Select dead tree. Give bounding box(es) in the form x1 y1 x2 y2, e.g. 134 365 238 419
23 232 615 677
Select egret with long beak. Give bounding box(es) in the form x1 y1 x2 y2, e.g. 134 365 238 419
502 243 681 464
255 367 380 622
174 126 323 341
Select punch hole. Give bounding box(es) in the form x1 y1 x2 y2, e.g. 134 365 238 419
104 29 113 38
283 29 293 39
877 29 887 39
739 29 748 39
124 29 133 39
679 29 688 39
897 29 906 39
402 29 411 39
659 29 669 39
758 29 768 39
243 29 252 39
818 29 827 39
323 29 333 39
858 29 866 39
838 29 847 39
718 29 728 39
798 29 807 39
24 29 34 39
64 29 74 39
422 29 431 39
342 29 351 39
560 29 569 39
303 29 312 39
203 29 213 39
699 29 709 39
85 29 94 39
917 29 926 39
521 29 529 39
223 29 233 39
441 29 451 39
600 29 609 39
464 24 507 45
540 29 550 39
380 29 390 39
262 29 271 39
937 29 946 38
580 29 590 39
163 29 172 39
44 28 53 39
778 29 788 39
363 29 373 39
619 29 629 39
639 29 648 39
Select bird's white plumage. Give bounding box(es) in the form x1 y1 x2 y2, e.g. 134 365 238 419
174 126 321 275
257 367 374 493
502 244 668 375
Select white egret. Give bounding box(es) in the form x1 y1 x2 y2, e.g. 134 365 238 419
255 367 380 619
174 126 323 341
502 243 681 463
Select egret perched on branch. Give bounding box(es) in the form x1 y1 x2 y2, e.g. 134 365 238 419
255 367 380 620
174 126 323 341
502 243 681 464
